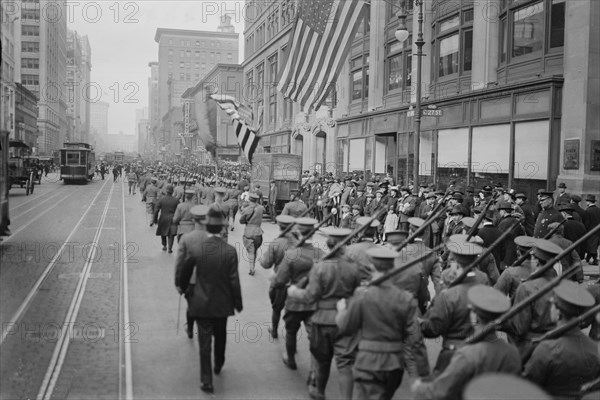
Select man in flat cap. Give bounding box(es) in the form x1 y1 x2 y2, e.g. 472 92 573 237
175 207 242 394
337 246 430 400
288 227 362 400
260 215 299 339
523 281 599 399
412 285 521 400
239 192 265 275
534 191 564 238
506 239 562 362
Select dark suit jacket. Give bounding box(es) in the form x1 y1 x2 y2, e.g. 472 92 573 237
477 224 504 270
154 195 180 236
175 234 242 317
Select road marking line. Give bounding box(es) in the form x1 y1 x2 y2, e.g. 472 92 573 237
120 179 133 400
37 182 115 400
0 178 109 344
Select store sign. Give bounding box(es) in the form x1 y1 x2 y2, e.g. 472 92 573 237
563 139 580 170
591 140 600 171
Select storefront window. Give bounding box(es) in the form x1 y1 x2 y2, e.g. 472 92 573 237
512 1 544 58
419 131 434 177
471 125 510 188
349 138 365 173
437 128 469 187
514 120 549 180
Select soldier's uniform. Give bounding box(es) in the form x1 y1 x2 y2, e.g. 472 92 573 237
506 239 562 362
281 197 308 217
420 237 490 374
209 187 231 241
345 218 380 281
239 193 264 275
523 281 600 399
463 373 550 400
173 190 196 241
413 285 521 400
272 218 324 371
259 215 298 338
337 247 430 400
143 178 159 220
288 227 363 400
494 236 537 299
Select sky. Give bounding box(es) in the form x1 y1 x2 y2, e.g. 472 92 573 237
69 0 247 136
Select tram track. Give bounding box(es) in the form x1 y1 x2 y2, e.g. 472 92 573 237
10 188 76 220
9 183 64 211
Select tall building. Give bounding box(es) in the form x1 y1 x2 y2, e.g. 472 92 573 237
148 61 159 153
90 101 109 150
135 107 149 155
154 23 239 139
325 0 599 198
1 0 21 143
66 29 82 143
79 34 91 144
21 0 67 155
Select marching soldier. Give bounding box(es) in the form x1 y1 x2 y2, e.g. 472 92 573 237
259 215 298 339
420 237 489 374
281 189 308 217
271 218 324 372
494 236 538 299
239 192 264 276
144 177 159 225
173 189 196 242
226 181 241 230
336 247 430 400
412 285 521 400
174 207 243 394
345 217 380 281
209 187 231 242
505 239 562 362
523 281 600 399
547 221 584 282
288 227 363 400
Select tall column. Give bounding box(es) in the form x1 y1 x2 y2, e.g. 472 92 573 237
558 0 600 196
368 0 385 111
471 0 500 89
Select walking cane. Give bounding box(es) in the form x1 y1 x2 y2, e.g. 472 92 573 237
176 294 182 336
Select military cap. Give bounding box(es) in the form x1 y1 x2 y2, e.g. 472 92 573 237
184 189 195 196
355 216 380 228
295 217 317 227
586 194 596 202
320 227 353 238
449 234 483 245
496 200 513 210
464 373 550 400
249 192 260 200
532 238 563 261
276 215 296 226
558 203 574 211
514 235 538 249
468 285 511 320
553 280 595 317
407 217 425 228
449 205 466 215
515 192 527 199
558 182 567 188
426 191 436 199
366 247 398 261
446 236 483 265
570 194 582 202
460 217 477 229
385 230 409 242
538 191 554 200
190 205 209 219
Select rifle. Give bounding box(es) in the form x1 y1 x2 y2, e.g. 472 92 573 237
532 303 600 344
368 243 445 286
512 219 567 266
526 224 600 281
295 214 334 248
466 194 496 241
449 220 520 287
581 377 600 394
276 204 316 239
320 208 387 262
465 260 582 344
395 206 448 254
423 194 449 224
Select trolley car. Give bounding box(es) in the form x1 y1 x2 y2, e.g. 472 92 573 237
59 142 96 183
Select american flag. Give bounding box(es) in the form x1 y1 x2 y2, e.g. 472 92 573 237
277 0 366 111
209 94 262 163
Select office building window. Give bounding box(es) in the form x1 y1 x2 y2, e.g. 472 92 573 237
22 58 39 69
180 50 185 58
350 54 369 102
196 40 200 46
386 36 412 93
246 70 254 102
195 51 200 57
22 41 39 52
169 39 173 45
186 50 191 58
257 63 264 114
268 54 278 126
168 48 173 57
433 1 473 79
227 53 233 61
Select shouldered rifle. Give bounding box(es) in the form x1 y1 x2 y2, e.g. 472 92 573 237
368 243 445 286
320 208 387 262
526 223 600 281
449 220 520 287
395 206 448 254
465 194 497 241
295 214 334 248
465 258 585 344
531 303 600 344
275 204 316 239
512 219 567 266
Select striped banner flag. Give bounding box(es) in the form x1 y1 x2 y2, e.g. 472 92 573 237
277 0 366 111
209 94 261 163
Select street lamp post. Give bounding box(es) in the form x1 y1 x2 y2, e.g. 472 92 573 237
396 0 425 190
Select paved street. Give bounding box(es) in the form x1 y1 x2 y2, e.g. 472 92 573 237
1 176 598 400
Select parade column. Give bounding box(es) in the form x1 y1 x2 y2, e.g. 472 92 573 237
557 0 600 197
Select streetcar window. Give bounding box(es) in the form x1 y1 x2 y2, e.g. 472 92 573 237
81 151 87 165
66 151 80 165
